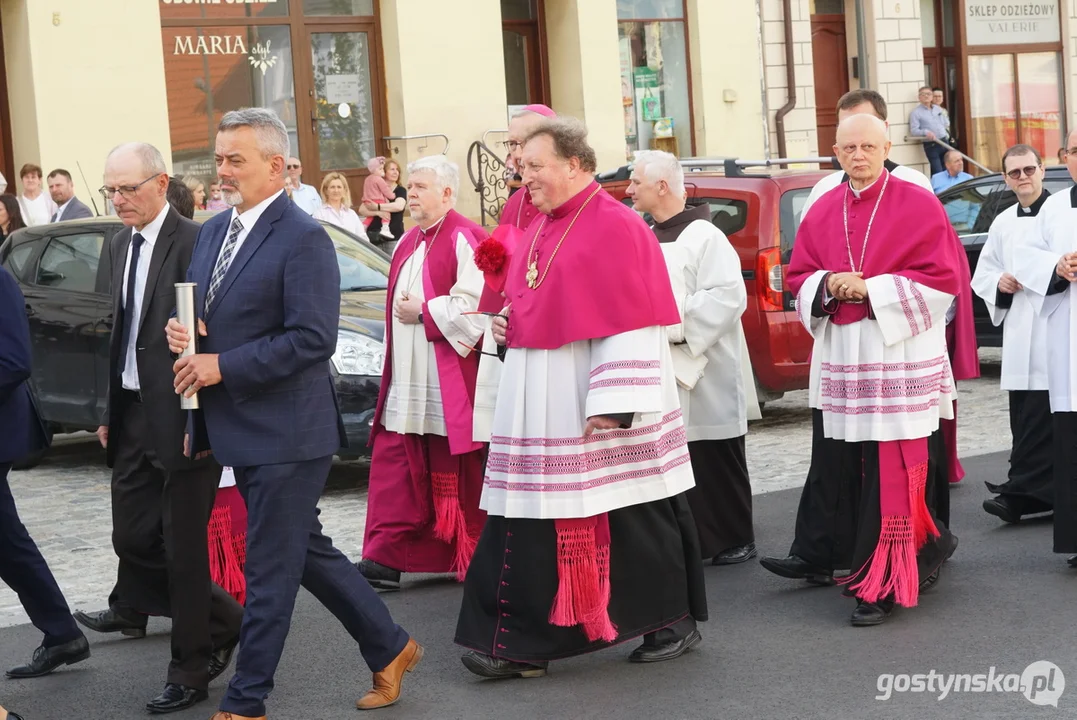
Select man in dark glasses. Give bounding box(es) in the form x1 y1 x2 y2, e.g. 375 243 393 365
972 145 1053 526
1015 130 1077 568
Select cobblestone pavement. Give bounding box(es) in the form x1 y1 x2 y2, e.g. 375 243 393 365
0 350 1010 628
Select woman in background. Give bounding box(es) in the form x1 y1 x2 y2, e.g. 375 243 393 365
312 171 365 236
0 194 28 241
360 158 407 255
181 176 206 211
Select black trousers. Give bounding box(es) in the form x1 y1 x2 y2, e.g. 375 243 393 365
986 390 1054 506
1053 412 1077 553
685 436 754 557
0 463 82 647
110 396 243 690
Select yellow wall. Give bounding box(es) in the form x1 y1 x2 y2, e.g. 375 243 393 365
545 0 625 173
3 0 172 203
687 0 767 158
379 0 508 220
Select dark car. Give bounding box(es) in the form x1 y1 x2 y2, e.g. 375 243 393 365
937 165 1072 347
0 215 389 468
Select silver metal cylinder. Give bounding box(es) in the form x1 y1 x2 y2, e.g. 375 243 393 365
175 282 200 410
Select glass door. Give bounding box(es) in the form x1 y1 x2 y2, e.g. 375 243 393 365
303 23 383 205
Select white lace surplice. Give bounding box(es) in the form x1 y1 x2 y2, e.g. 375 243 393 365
481 326 695 519
796 270 956 443
382 232 484 436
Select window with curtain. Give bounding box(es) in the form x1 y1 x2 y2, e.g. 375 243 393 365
617 0 691 160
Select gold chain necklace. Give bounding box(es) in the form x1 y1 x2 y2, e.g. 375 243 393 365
400 216 444 300
525 185 602 289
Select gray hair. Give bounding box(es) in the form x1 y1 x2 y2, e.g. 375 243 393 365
634 150 684 196
106 142 167 176
218 108 290 160
407 155 459 200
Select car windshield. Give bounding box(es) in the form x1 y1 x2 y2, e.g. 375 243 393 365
323 223 390 292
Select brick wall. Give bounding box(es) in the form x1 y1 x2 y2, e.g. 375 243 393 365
761 0 818 159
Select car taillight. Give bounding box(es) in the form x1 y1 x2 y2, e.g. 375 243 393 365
756 247 784 312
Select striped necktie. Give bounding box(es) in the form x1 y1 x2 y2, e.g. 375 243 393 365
205 216 243 311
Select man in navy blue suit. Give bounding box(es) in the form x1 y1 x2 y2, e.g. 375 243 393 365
166 108 421 719
0 265 90 679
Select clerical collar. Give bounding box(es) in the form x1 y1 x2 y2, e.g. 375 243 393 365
1017 189 1051 218
548 180 601 220
849 169 888 199
652 203 710 243
420 213 447 235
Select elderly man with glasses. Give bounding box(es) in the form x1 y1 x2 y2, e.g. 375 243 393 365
285 156 320 215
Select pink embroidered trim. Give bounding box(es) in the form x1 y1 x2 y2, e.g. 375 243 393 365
588 377 661 390
820 356 947 374
490 410 683 448
821 370 950 400
909 283 932 331
589 360 661 378
487 427 688 476
820 398 944 415
894 276 920 337
484 451 692 493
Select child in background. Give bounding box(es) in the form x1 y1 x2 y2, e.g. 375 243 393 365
362 156 395 239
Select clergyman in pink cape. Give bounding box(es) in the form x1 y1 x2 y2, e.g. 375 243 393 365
359 155 488 591
784 114 960 627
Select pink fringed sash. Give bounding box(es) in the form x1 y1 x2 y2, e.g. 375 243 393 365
549 515 618 643
841 438 938 608
208 485 247 604
431 470 478 581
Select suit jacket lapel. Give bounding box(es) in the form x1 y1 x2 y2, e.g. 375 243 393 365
205 193 289 321
111 227 130 321
137 208 178 336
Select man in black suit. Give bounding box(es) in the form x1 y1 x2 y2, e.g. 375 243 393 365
46 168 94 221
0 265 90 679
73 143 243 714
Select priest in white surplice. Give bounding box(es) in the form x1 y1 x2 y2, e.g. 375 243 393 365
1014 127 1077 567
971 144 1054 525
786 114 960 627
626 150 757 566
361 156 489 591
455 118 707 678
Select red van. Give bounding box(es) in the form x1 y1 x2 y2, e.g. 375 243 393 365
599 158 832 404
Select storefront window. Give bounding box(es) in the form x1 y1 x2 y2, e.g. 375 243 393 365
303 0 374 15
618 0 691 160
159 0 288 21
967 54 1015 170
920 0 936 48
310 31 378 170
163 25 297 181
1017 52 1064 166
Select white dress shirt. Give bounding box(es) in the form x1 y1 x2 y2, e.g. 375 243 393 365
312 202 365 236
53 198 73 222
214 189 285 270
121 202 171 391
291 183 321 215
19 192 57 227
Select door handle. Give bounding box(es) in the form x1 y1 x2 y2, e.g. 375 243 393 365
24 303 34 317
311 109 318 136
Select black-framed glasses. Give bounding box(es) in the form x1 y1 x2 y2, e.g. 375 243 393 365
99 173 162 200
458 311 508 357
501 140 522 151
1006 165 1041 180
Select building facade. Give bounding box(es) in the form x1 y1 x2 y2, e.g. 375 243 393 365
0 0 1072 222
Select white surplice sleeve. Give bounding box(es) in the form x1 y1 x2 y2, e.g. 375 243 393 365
680 225 747 358
425 232 486 357
1014 212 1069 318
585 326 665 419
970 220 1009 326
865 273 955 347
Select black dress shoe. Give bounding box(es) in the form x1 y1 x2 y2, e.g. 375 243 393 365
461 651 547 679
146 683 209 714
7 712 24 720
208 635 240 682
73 606 147 638
6 635 90 678
759 554 835 585
628 628 702 663
851 599 894 627
712 542 757 566
1067 555 1077 568
982 495 1052 524
358 559 401 591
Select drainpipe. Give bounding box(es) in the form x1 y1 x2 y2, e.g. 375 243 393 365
773 0 797 165
855 0 870 88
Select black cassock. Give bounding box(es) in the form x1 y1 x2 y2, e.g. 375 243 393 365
985 390 1054 506
1053 413 1077 554
685 436 754 557
455 495 708 663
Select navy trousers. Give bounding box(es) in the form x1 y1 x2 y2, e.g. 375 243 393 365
0 463 82 647
220 456 409 717
923 141 947 175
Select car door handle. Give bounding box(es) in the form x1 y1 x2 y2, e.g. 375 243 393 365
24 303 34 317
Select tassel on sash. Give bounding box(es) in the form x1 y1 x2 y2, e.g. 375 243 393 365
432 470 478 581
207 487 247 604
549 515 617 643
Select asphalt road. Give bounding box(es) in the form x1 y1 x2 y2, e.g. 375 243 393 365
2 450 1073 720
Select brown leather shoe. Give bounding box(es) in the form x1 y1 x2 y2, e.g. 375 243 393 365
356 638 424 711
208 712 266 720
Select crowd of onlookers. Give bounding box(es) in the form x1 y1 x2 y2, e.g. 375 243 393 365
0 154 408 253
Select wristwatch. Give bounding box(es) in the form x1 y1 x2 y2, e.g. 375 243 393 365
417 312 423 326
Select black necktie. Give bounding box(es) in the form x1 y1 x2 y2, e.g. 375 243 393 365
119 233 146 372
